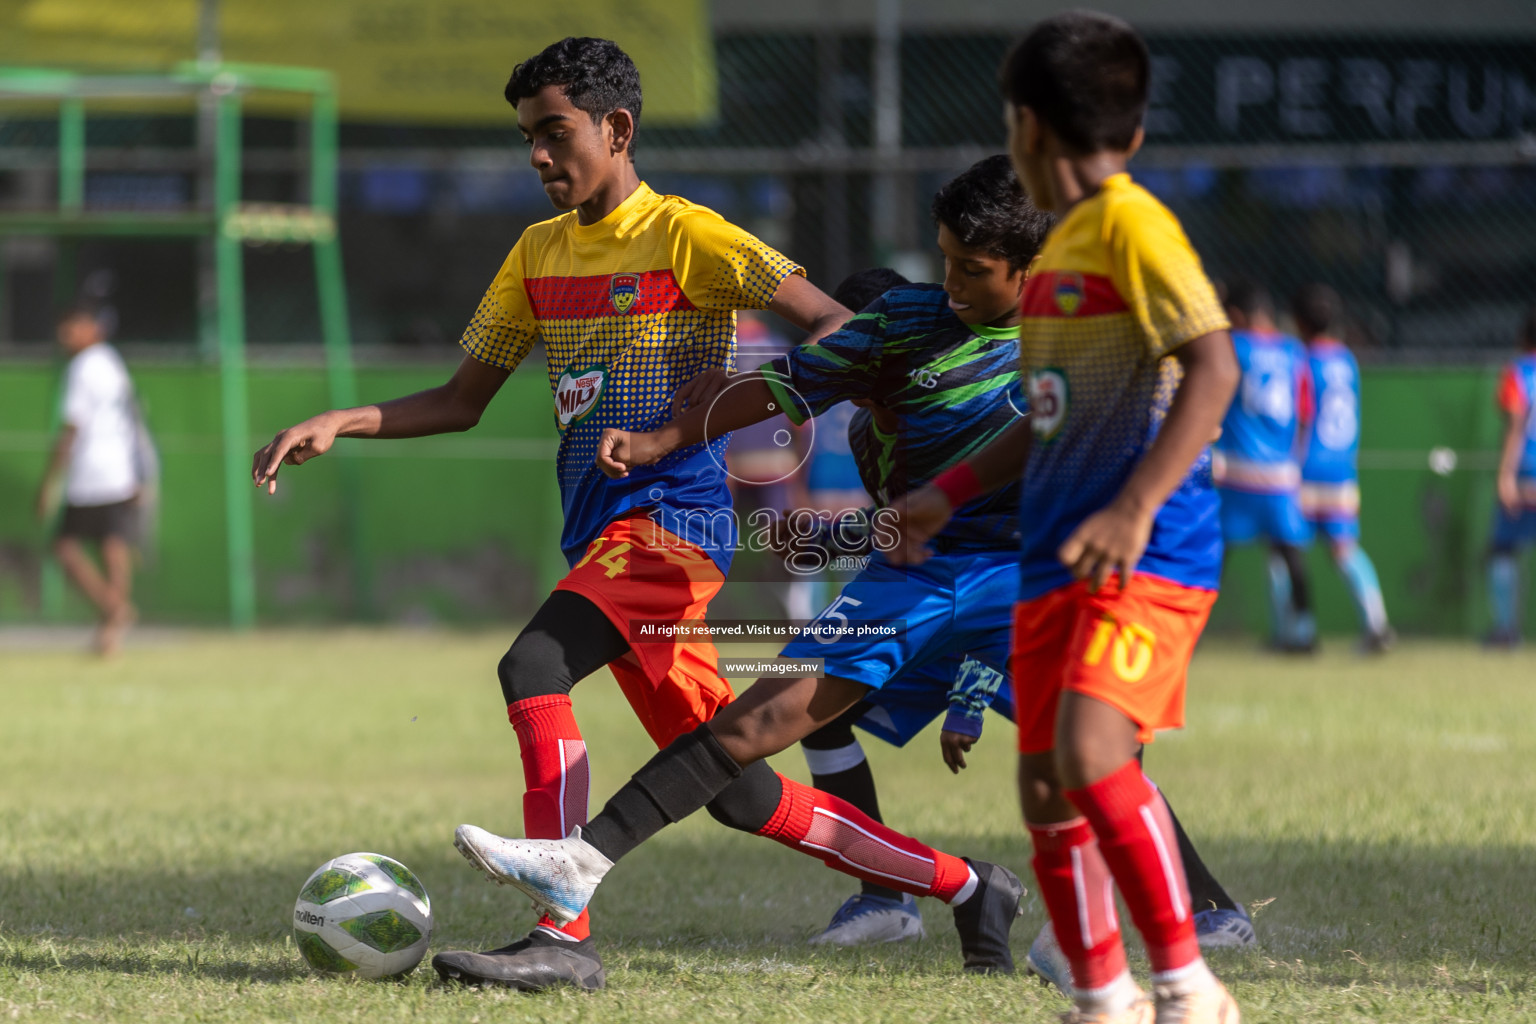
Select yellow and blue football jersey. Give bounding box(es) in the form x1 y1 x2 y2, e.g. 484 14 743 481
460 183 804 570
1017 173 1230 599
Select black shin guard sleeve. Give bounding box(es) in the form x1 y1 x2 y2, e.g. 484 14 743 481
1162 790 1238 913
582 725 743 862
705 760 784 833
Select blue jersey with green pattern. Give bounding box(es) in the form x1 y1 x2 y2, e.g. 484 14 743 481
764 283 1024 551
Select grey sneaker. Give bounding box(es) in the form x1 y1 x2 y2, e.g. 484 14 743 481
1194 907 1256 949
808 893 926 946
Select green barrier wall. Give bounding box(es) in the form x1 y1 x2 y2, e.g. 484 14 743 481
0 360 1529 636
0 361 566 625
1210 366 1514 638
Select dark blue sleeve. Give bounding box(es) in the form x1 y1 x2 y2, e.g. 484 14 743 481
943 657 1006 738
761 295 892 425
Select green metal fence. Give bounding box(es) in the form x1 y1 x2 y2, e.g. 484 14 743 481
4 29 1533 356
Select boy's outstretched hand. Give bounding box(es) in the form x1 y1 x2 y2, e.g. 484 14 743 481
882 485 953 566
1057 495 1153 592
252 412 342 495
939 729 975 773
597 428 666 479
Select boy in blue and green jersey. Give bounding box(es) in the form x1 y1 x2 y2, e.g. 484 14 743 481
793 263 1249 965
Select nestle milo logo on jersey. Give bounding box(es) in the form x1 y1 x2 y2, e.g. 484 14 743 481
1053 273 1086 316
1029 368 1069 439
609 273 641 314
555 364 607 429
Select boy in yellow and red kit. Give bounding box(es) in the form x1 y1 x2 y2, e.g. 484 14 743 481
888 12 1243 1023
252 37 853 992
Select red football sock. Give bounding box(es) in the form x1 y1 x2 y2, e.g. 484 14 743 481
756 775 974 902
1028 817 1127 992
508 695 591 941
1066 759 1199 975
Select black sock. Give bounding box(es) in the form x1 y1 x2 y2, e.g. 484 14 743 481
581 725 743 863
810 763 904 902
1275 543 1312 614
1162 791 1239 913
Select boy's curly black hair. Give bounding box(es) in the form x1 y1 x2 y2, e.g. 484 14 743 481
505 37 643 157
930 155 1054 272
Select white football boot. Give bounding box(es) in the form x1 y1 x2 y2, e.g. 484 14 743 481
454 824 613 925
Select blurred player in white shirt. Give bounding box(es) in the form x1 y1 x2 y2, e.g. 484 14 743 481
35 307 142 654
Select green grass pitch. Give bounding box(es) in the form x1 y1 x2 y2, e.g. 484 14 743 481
2 631 1535 1022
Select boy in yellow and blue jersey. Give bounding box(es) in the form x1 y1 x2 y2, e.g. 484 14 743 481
888 12 1243 1022
252 36 853 992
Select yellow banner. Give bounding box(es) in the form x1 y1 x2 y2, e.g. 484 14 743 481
0 0 716 125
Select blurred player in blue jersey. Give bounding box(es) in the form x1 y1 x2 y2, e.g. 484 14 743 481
1292 284 1394 653
1213 281 1316 651
789 270 909 617
778 258 1022 948
1487 306 1536 646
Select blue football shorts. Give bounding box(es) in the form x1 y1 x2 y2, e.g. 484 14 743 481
1491 500 1536 550
1218 487 1313 546
1300 479 1361 542
779 549 1016 744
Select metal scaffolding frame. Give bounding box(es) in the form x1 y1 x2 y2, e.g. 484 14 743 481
0 62 358 628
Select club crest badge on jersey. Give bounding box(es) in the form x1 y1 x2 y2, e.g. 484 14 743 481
609 273 641 314
1053 273 1085 317
555 364 607 429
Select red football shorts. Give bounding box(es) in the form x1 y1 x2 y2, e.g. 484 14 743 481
1009 574 1217 753
556 513 735 748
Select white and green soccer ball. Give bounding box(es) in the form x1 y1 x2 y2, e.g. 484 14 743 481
292 853 433 979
